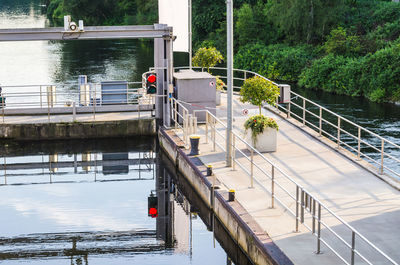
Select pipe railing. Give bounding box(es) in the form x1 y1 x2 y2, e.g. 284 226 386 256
170 96 398 265
276 92 400 179
0 82 156 123
171 66 400 180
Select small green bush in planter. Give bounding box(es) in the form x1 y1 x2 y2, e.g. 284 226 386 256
240 76 280 142
216 76 225 91
192 47 224 72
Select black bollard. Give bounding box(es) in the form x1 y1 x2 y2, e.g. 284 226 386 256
228 190 235 202
207 165 213 176
189 135 200 156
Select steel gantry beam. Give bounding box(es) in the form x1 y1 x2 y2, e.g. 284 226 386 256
0 25 172 42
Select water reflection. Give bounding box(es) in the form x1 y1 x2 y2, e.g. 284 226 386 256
0 138 251 265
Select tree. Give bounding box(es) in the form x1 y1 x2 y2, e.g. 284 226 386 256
323 27 362 56
192 47 224 72
240 76 280 115
266 0 346 44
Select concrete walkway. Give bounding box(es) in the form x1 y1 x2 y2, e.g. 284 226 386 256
176 94 400 265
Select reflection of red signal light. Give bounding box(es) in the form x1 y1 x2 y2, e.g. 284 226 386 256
147 74 156 83
149 207 158 218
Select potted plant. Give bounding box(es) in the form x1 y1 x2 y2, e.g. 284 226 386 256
240 76 280 152
215 76 225 105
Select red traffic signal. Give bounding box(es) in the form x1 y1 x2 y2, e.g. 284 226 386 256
148 194 158 218
149 207 158 218
147 74 156 84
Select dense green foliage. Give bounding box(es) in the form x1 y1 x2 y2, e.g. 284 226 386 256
235 43 317 81
46 0 157 25
46 0 400 102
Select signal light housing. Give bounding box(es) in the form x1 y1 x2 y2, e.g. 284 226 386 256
146 73 157 94
148 193 158 218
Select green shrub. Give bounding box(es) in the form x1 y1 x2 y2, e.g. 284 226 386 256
235 43 317 81
323 27 363 56
192 47 224 72
299 45 400 102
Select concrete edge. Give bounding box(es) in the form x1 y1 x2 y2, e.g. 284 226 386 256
266 106 400 191
159 128 294 265
0 118 156 140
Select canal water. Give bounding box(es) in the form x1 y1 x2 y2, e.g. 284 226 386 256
0 138 251 265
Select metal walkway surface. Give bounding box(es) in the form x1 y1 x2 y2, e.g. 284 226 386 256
174 93 400 265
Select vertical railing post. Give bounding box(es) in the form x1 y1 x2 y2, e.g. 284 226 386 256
319 107 322 137
351 231 356 265
380 139 385 175
72 102 76 122
232 132 236 171
205 112 209 144
312 199 316 234
138 95 141 119
250 148 254 188
317 203 321 254
174 100 178 130
40 85 43 108
295 186 299 232
212 116 216 152
194 116 198 135
271 165 275 208
93 84 96 122
244 71 247 80
301 189 305 224
1 95 4 124
337 117 341 148
287 100 291 119
357 127 361 160
302 98 306 125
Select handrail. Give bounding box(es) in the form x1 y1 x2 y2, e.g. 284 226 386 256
172 66 400 180
170 93 398 265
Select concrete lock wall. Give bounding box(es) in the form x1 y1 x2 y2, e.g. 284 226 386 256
158 128 293 265
0 119 156 140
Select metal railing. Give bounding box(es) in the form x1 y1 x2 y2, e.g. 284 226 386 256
170 96 398 265
276 92 400 179
0 81 155 123
172 66 400 180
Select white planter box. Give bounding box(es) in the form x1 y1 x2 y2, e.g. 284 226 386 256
216 90 221 106
245 127 277 152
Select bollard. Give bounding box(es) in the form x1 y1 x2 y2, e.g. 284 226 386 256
189 135 201 156
207 165 213 176
228 190 235 202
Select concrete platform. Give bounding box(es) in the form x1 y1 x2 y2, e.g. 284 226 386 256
171 94 400 265
0 111 155 140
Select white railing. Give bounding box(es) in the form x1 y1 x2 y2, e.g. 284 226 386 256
0 81 156 123
276 92 400 179
170 96 398 265
171 66 400 180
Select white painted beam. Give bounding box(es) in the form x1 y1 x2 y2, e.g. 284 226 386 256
0 25 172 42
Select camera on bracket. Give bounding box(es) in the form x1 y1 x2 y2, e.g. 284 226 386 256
64 16 84 32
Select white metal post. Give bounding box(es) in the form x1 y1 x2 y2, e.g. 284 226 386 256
189 0 192 69
226 0 234 167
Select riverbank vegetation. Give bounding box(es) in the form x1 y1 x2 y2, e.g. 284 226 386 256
45 0 400 103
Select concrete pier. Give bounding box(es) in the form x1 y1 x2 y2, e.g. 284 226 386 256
0 111 155 140
161 94 400 265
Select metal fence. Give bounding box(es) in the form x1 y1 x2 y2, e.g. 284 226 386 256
172 66 400 180
0 81 155 123
170 96 398 265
